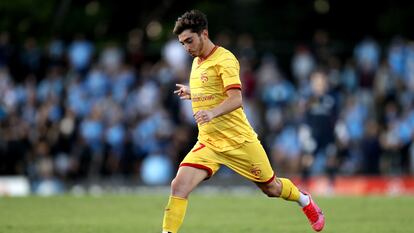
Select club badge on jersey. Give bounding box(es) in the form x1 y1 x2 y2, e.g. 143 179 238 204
200 71 208 83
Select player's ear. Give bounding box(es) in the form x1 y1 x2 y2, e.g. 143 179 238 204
202 29 209 38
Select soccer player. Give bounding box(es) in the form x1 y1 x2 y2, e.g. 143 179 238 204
162 10 325 233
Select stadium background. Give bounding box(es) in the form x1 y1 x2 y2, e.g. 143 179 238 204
1 0 414 196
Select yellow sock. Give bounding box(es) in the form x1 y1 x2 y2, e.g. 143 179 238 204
162 196 188 233
278 178 300 201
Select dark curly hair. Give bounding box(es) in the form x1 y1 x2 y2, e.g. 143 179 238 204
173 10 208 35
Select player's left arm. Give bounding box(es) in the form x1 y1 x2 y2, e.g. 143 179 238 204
194 88 242 124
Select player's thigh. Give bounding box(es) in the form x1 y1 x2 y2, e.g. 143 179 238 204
179 141 221 178
223 141 275 183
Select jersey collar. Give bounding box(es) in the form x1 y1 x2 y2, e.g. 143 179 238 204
198 45 219 65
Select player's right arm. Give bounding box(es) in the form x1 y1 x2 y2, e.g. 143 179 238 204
174 84 191 100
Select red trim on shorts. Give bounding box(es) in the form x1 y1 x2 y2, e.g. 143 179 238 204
263 174 275 184
180 163 213 177
224 84 242 92
192 143 206 152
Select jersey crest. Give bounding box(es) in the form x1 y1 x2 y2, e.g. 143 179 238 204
200 71 208 83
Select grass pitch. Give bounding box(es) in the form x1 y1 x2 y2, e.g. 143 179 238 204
0 192 413 233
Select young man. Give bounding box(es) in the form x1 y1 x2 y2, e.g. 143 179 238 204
162 10 325 233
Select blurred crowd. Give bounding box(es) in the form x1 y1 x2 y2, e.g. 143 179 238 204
0 29 414 193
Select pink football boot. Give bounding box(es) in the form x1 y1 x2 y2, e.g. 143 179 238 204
302 191 325 231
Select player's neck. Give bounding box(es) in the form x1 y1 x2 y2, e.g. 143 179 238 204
199 41 216 61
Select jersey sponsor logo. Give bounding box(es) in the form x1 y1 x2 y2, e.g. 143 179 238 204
200 71 208 83
192 95 214 102
191 93 215 102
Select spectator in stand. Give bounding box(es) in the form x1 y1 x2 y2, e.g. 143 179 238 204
340 59 358 93
100 42 124 75
291 45 316 89
79 105 105 178
387 37 405 79
68 34 94 76
0 32 13 68
20 37 43 81
354 37 380 89
301 69 338 182
359 119 381 175
336 94 368 174
270 124 302 176
46 37 65 68
162 37 189 75
126 28 145 72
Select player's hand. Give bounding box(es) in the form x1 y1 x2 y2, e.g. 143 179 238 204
174 84 191 100
194 110 215 125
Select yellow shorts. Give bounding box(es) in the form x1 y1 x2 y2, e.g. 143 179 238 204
180 141 275 183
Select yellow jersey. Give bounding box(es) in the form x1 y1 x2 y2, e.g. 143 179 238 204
190 46 258 152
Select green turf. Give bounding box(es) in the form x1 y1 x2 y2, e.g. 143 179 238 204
0 193 413 233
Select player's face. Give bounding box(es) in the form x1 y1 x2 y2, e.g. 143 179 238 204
178 29 205 57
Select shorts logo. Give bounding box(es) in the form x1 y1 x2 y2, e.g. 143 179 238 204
250 165 261 177
200 72 208 83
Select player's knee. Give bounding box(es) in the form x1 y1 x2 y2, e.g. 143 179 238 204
170 178 184 193
170 178 191 198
